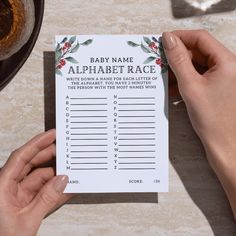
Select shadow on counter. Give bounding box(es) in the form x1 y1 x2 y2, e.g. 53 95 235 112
171 0 236 18
43 51 158 204
169 97 236 235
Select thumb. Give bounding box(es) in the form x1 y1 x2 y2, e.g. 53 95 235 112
162 32 199 87
28 175 68 220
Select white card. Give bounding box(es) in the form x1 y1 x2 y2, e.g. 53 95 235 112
55 35 168 193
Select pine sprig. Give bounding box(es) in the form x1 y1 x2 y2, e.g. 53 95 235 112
127 36 168 74
55 36 93 76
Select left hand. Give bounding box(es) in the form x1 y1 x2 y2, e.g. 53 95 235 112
0 129 74 236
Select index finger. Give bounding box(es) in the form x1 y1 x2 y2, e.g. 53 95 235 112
173 30 234 66
1 129 56 182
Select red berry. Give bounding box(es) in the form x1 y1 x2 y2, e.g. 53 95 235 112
60 59 66 66
65 42 71 48
156 58 161 65
57 64 62 69
149 42 155 48
149 42 158 50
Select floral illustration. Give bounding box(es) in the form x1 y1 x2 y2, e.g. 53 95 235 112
55 36 93 76
127 36 168 74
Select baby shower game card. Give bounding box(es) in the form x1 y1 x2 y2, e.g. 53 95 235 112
55 35 168 193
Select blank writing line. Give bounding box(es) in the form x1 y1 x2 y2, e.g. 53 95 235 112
70 97 107 100
71 162 108 165
71 138 108 140
71 168 108 170
118 144 155 146
119 150 155 152
119 162 156 164
71 157 108 159
118 156 155 159
70 110 107 112
70 103 107 105
70 116 107 118
70 121 108 124
118 133 155 135
118 127 155 129
71 133 107 135
70 127 108 129
71 144 108 147
118 110 155 112
118 116 155 118
118 138 155 140
118 103 155 105
118 122 155 124
118 168 156 170
118 97 155 99
71 151 107 153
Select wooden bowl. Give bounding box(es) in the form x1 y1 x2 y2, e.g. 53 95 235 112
0 0 44 90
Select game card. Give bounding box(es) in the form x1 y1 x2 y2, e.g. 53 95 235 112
55 35 168 193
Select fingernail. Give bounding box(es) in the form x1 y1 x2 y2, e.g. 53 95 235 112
162 32 177 50
46 128 56 134
53 175 68 193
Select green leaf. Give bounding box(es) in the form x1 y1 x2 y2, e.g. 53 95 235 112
143 36 151 45
159 42 164 50
161 56 168 64
143 56 156 64
158 36 162 43
161 66 168 74
152 36 158 42
159 47 167 63
141 43 151 53
69 36 76 45
56 43 60 51
55 49 62 64
159 45 164 52
127 41 139 47
65 57 78 63
81 39 93 46
70 43 80 53
55 69 63 76
60 37 68 44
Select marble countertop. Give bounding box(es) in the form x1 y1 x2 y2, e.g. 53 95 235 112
0 0 236 235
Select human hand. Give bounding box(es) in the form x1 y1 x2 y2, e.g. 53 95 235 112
0 129 73 236
162 30 236 218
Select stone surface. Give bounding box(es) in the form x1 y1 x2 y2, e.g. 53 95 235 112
0 0 236 235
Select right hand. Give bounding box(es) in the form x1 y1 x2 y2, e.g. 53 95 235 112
162 30 236 219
